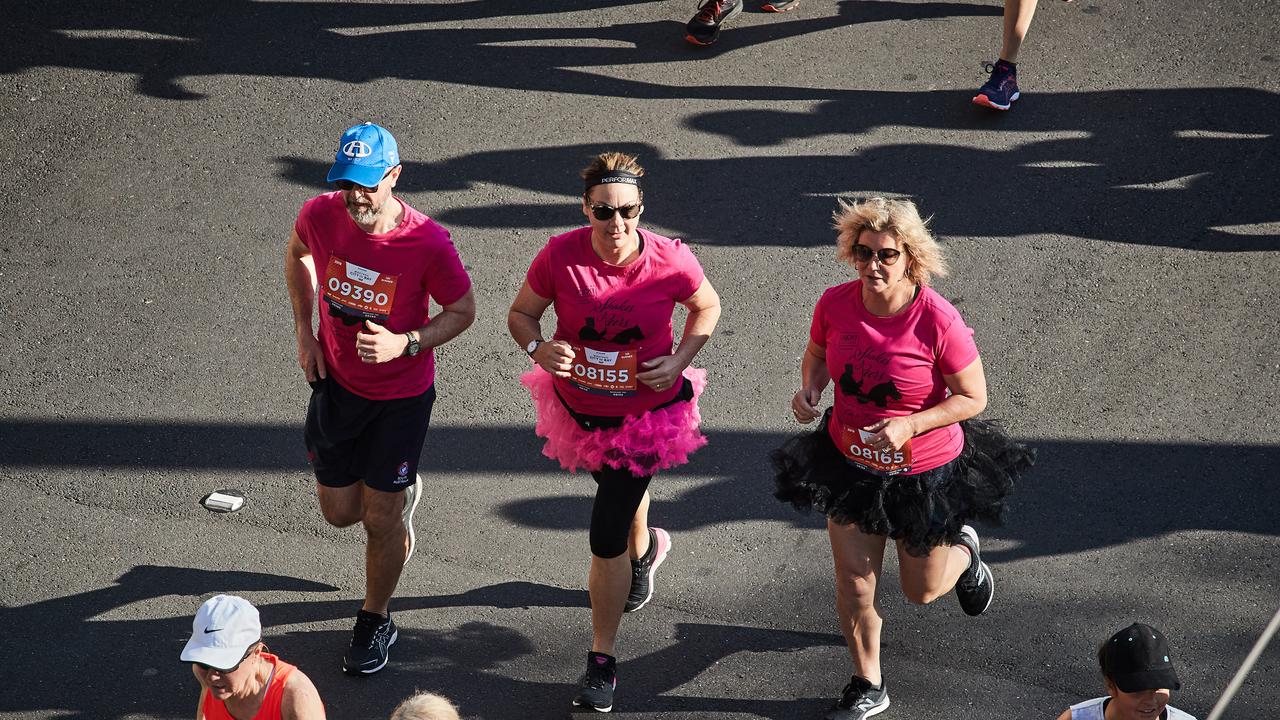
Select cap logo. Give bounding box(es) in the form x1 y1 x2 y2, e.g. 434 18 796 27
203 626 222 634
342 140 373 158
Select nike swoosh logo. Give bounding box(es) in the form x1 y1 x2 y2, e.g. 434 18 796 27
203 627 223 634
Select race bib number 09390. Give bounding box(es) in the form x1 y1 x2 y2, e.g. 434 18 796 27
569 345 638 397
323 257 399 322
839 425 912 477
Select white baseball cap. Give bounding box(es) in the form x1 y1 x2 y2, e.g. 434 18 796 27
180 595 261 670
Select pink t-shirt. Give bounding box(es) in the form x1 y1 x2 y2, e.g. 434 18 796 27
527 227 705 416
810 281 979 474
295 192 472 400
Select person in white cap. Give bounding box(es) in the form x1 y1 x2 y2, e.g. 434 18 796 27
1056 622 1197 720
285 122 475 674
181 595 325 720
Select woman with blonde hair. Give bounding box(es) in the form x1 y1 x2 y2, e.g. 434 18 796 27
771 197 1033 720
390 692 460 720
508 151 720 713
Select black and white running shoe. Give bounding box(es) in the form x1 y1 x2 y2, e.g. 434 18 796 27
571 651 617 712
624 527 671 613
685 0 743 46
954 524 995 616
826 676 890 720
342 609 398 675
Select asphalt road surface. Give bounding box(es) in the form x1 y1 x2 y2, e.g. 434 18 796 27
1 1 1277 719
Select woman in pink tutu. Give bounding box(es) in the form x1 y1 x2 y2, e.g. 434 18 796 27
507 150 721 714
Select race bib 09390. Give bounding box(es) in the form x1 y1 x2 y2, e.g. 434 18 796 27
322 256 399 322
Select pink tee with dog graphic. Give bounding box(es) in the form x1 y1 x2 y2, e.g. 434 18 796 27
527 226 704 416
810 281 979 475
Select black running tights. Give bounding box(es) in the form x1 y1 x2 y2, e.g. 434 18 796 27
589 465 653 559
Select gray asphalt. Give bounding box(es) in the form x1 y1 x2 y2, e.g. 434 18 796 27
1 1 1277 719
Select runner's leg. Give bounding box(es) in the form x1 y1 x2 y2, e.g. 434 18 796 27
588 467 652 655
999 0 1039 63
628 490 652 561
361 484 409 616
828 518 888 685
895 539 971 605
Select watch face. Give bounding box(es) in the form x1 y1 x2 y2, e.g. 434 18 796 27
526 340 540 355
407 338 420 357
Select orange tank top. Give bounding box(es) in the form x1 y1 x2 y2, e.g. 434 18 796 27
201 653 296 720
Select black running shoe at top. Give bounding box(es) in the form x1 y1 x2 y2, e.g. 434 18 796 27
826 676 890 720
342 609 398 675
954 524 995 616
571 651 617 712
686 0 743 46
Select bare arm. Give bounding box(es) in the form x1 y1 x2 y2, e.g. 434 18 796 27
508 280 574 376
792 340 831 423
355 288 478 363
194 687 208 720
671 278 721 368
280 670 327 720
1055 710 1071 720
635 278 721 389
863 356 988 451
284 230 325 381
418 287 476 349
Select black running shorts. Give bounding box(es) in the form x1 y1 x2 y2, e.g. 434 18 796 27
304 376 436 492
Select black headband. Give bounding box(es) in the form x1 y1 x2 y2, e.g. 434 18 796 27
585 171 642 191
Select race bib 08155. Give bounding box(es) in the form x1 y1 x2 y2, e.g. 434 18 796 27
569 344 638 397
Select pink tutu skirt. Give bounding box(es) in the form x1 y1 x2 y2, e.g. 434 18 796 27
520 365 708 476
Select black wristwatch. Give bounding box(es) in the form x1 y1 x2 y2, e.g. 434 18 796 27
404 331 421 357
525 339 542 357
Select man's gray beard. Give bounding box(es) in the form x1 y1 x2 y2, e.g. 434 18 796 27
347 202 380 226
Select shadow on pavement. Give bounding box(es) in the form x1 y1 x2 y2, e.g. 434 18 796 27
2 419 1277 561
7 0 997 101
273 106 1279 250
0 565 840 719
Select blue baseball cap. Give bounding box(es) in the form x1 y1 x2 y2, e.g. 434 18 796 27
327 122 400 188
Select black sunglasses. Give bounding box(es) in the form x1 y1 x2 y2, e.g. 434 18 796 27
852 244 903 266
589 202 642 221
335 169 393 193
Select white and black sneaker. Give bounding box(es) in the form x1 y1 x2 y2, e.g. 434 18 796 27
826 676 889 720
624 527 671 613
571 651 617 712
954 524 994 616
342 609 398 675
402 474 422 564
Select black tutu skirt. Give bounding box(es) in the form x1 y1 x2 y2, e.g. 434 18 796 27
771 410 1035 557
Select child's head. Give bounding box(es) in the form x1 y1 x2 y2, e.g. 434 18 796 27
389 692 460 720
1097 623 1181 719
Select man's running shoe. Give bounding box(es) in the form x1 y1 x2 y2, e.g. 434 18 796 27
954 524 995 616
686 0 743 46
972 59 1019 110
571 651 617 712
402 474 422 564
342 609 398 675
624 527 671 613
761 0 801 11
826 676 890 720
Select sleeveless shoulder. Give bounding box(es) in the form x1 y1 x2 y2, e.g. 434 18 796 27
1068 697 1106 720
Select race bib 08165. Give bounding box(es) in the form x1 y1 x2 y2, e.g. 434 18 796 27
839 425 913 477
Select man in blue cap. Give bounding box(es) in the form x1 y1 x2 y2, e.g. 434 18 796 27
284 122 475 675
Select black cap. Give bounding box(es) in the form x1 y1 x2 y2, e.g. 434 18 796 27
1101 623 1181 693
